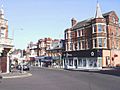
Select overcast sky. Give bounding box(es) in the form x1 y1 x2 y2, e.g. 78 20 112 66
0 0 120 49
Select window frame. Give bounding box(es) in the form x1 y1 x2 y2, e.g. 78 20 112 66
98 24 102 33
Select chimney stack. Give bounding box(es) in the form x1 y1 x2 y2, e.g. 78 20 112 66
71 18 77 27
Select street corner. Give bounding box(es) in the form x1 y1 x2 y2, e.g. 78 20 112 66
2 72 32 79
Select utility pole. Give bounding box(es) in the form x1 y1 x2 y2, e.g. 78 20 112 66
20 50 24 73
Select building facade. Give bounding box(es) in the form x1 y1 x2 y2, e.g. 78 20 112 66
27 38 53 66
27 38 65 67
46 39 65 68
63 3 120 69
37 38 53 56
0 5 13 73
27 42 37 66
28 42 38 57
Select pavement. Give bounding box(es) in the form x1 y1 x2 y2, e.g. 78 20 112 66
1 70 32 79
65 67 120 77
40 66 120 77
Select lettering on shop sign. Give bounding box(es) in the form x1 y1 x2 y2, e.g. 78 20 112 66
66 53 72 56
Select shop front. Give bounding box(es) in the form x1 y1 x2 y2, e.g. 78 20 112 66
34 56 52 67
63 49 103 70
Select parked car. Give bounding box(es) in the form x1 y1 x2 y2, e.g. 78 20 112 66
16 65 30 71
16 65 21 70
23 65 30 71
10 64 15 69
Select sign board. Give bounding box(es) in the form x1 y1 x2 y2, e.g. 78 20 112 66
91 51 94 56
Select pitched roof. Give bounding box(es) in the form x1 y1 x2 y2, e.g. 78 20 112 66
72 11 115 30
103 11 119 20
103 11 114 17
72 18 93 30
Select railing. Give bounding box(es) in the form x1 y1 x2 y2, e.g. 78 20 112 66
0 37 13 46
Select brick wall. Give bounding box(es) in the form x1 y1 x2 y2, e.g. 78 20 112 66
0 57 7 73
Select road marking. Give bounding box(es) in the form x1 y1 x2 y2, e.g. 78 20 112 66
2 73 32 79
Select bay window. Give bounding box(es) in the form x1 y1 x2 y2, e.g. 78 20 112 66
98 38 102 47
103 38 107 47
93 38 97 48
93 38 107 48
92 25 96 33
98 24 102 33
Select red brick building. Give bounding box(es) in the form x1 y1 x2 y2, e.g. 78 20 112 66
27 38 65 67
46 39 65 67
63 3 120 69
37 38 53 56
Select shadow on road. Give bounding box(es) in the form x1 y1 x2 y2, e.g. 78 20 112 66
92 69 120 77
67 68 120 77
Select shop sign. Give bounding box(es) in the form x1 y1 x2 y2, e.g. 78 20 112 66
91 51 94 56
66 53 72 57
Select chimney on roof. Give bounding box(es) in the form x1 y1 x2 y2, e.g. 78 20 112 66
71 18 77 27
95 1 103 18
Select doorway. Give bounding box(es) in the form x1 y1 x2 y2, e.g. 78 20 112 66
74 59 77 69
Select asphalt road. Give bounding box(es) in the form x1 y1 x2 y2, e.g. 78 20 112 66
0 67 120 90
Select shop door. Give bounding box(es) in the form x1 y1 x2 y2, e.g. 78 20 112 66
74 59 77 69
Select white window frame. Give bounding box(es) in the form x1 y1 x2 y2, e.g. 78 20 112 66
93 37 107 49
68 42 71 51
77 41 81 50
92 23 106 33
65 43 68 51
98 24 102 33
93 38 97 48
103 25 107 33
103 38 107 47
70 42 73 51
81 40 85 50
77 29 81 37
92 24 96 33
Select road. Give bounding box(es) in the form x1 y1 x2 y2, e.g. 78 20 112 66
0 67 120 90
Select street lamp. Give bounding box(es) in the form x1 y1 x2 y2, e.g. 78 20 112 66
12 27 24 72
12 27 23 42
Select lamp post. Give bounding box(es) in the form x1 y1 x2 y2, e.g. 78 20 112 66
12 27 23 72
12 27 23 44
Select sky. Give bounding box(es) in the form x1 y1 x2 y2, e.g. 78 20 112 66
0 0 120 49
